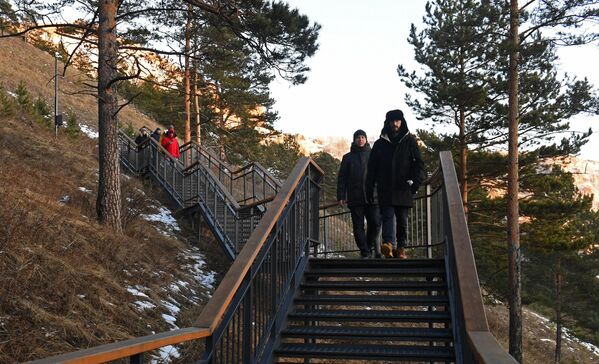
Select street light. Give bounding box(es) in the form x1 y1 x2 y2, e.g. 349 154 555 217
54 51 63 137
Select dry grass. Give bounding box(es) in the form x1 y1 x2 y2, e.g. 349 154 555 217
0 114 224 363
0 36 159 132
486 301 598 364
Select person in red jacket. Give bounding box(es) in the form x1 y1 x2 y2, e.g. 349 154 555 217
161 127 180 159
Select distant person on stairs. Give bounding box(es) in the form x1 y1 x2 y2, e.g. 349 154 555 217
150 127 162 143
366 109 424 259
337 129 382 258
161 127 180 159
135 128 150 147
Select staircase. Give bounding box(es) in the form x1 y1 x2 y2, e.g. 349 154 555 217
34 152 518 364
117 130 280 258
274 258 456 362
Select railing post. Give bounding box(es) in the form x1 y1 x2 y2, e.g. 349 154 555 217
129 353 143 364
426 183 432 259
243 277 252 364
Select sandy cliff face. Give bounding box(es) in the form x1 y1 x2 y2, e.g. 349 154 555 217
550 156 599 210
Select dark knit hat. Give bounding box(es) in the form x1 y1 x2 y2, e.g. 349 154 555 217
384 109 405 123
353 129 367 140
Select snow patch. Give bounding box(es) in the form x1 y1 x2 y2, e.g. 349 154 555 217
142 207 180 235
183 247 216 290
6 91 17 98
58 195 70 205
156 345 180 362
134 300 156 310
161 314 177 328
78 187 92 193
79 123 99 139
127 286 150 299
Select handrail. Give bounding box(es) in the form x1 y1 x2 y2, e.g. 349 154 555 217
31 157 321 364
183 157 242 211
195 157 317 332
439 150 518 364
27 328 209 364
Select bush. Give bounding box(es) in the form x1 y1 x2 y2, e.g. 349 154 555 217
0 84 15 116
32 96 52 125
64 112 80 137
15 81 31 109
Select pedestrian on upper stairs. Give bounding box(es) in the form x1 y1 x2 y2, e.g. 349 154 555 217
135 127 150 147
161 127 180 159
150 127 162 143
337 129 382 258
366 109 424 259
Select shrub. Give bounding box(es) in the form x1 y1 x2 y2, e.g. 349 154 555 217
64 112 80 137
15 81 31 109
0 84 15 116
32 96 52 125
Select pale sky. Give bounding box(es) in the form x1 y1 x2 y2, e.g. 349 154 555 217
270 0 599 161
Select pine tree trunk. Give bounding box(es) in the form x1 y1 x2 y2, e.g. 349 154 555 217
96 0 122 233
192 62 201 145
507 0 522 362
459 107 468 216
183 4 192 145
555 256 562 363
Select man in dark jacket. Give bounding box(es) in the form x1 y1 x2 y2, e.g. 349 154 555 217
366 110 424 259
337 130 381 258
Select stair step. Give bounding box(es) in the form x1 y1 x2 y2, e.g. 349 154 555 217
301 280 446 291
288 309 451 322
274 343 455 361
309 258 445 268
282 326 452 341
305 267 446 277
295 294 448 306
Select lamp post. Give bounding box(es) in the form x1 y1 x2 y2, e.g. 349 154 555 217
54 52 63 137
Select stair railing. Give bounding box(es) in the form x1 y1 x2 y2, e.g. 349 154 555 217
318 173 445 258
437 151 518 364
117 130 276 257
28 157 323 364
179 141 281 206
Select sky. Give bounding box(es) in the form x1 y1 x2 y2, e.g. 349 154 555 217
269 0 599 161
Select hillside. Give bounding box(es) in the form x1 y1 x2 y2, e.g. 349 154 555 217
0 95 234 363
0 36 159 134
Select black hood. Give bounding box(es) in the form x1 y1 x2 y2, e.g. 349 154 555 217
350 142 371 153
381 118 409 141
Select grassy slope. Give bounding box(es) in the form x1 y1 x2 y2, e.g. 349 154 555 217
0 37 229 363
0 36 159 132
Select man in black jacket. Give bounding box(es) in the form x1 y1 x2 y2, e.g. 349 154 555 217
366 110 424 259
337 130 381 258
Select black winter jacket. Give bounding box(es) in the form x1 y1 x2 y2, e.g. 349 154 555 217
366 121 424 207
337 143 373 206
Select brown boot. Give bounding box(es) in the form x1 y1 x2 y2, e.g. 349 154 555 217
393 248 407 259
381 242 393 258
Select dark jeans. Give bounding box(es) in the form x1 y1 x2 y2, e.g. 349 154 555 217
380 205 410 248
350 205 381 256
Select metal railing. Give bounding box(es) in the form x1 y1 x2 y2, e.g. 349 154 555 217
318 177 445 258
117 131 278 257
28 157 323 364
180 141 281 207
29 151 516 364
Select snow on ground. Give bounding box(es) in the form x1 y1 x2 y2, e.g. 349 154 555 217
79 123 99 139
523 307 599 357
6 91 17 98
155 346 180 363
134 300 156 310
127 285 150 299
141 206 181 236
182 246 216 291
78 187 92 193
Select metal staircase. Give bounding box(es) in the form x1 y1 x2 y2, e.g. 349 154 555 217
117 130 281 258
33 151 518 364
274 258 455 362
